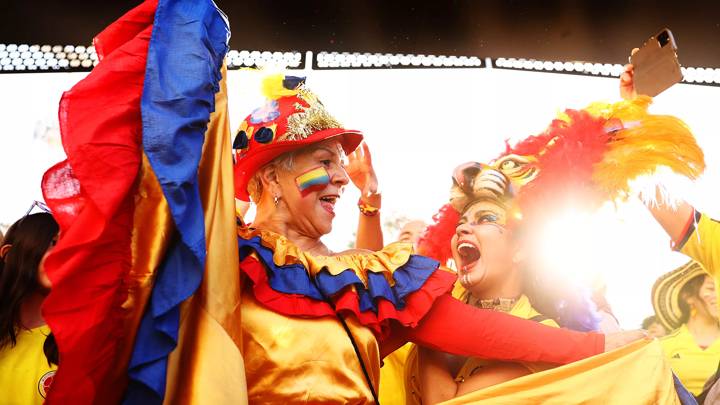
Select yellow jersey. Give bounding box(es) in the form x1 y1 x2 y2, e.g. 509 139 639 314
660 324 720 396
0 325 57 405
678 211 720 308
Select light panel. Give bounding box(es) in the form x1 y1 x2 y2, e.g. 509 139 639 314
0 43 718 88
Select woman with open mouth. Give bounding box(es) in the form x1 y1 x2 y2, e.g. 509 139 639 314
404 77 706 403
230 75 647 403
406 157 601 404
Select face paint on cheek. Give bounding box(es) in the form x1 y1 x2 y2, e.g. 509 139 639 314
295 166 331 197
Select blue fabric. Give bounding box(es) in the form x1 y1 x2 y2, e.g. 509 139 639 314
673 373 699 405
124 0 229 403
238 235 439 313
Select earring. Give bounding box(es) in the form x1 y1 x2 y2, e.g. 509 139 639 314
691 307 698 318
273 195 281 206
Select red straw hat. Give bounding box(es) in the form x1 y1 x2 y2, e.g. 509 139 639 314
233 74 363 201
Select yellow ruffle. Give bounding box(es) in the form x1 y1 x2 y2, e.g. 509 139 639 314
238 226 419 287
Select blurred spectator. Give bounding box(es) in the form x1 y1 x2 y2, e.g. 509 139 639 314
397 220 427 245
0 211 59 404
642 315 668 338
653 261 720 397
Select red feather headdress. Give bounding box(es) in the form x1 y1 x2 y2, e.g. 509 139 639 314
418 96 705 263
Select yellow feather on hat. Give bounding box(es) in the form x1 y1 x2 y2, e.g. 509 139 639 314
260 73 300 100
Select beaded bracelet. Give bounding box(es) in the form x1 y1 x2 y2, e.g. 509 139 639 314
357 199 380 217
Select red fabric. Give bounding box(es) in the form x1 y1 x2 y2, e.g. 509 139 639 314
241 255 336 317
40 1 157 403
242 256 604 364
502 110 612 230
240 255 457 341
405 294 605 365
416 203 460 264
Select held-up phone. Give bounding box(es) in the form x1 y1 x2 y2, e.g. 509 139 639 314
630 28 682 97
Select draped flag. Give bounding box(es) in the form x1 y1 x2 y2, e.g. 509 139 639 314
41 0 245 403
439 340 681 405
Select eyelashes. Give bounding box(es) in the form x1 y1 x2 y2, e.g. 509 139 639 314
457 213 505 228
477 214 498 224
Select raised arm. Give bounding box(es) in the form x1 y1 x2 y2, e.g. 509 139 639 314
645 195 695 245
347 142 384 250
621 59 718 271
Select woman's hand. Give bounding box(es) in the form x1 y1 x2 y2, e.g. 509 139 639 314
346 142 380 205
620 48 640 100
604 330 648 352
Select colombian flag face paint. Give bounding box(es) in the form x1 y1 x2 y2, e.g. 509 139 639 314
295 166 331 197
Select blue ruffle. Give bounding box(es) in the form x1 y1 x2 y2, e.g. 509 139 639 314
124 0 229 403
239 236 440 313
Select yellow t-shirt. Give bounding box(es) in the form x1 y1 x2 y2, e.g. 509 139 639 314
678 211 720 308
660 323 720 396
379 343 413 405
0 325 57 405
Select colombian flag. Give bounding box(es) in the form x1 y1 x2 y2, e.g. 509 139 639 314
40 0 245 403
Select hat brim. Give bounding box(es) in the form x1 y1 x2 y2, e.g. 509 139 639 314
234 128 363 201
651 261 706 331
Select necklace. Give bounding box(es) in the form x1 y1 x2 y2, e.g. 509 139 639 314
463 293 518 312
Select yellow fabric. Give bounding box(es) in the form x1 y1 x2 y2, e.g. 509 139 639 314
117 153 174 385
238 227 421 284
0 325 57 405
680 212 720 311
439 339 679 405
380 343 413 405
237 230 443 403
660 324 720 396
404 295 557 404
163 66 248 404
261 73 299 99
241 287 380 404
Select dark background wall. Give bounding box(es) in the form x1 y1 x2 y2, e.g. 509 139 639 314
2 0 719 66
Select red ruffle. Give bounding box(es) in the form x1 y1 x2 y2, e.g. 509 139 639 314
40 2 157 403
240 255 457 341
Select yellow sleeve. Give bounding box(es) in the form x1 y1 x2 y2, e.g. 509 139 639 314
678 211 720 278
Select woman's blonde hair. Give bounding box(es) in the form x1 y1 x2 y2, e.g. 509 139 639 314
247 152 296 203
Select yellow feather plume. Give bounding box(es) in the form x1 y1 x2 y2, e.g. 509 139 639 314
587 96 705 200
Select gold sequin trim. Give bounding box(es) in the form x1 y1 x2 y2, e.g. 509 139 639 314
283 85 343 141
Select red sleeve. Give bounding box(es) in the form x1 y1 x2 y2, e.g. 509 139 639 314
403 294 604 365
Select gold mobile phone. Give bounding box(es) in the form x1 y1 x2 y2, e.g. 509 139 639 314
630 28 683 97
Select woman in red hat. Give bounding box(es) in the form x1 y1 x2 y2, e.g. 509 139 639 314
231 74 642 403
